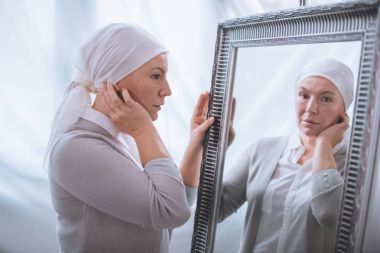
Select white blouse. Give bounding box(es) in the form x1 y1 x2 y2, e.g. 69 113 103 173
253 132 344 253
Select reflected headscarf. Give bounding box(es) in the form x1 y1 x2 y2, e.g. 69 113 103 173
295 58 354 111
44 23 166 169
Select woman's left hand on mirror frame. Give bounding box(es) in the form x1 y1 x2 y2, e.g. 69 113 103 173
180 92 215 187
189 92 215 149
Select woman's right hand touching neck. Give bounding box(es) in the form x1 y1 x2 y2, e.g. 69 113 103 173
93 83 170 166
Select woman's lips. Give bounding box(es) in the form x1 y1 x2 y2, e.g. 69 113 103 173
153 104 163 110
302 119 319 127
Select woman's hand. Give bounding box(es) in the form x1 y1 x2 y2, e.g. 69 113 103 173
187 93 236 150
312 113 349 173
99 83 153 137
227 97 236 148
316 113 349 148
180 92 215 187
188 92 215 149
98 83 169 165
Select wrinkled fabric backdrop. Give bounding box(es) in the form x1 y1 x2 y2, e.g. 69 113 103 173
1 1 372 252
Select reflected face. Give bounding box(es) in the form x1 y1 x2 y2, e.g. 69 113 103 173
295 76 345 137
116 53 171 121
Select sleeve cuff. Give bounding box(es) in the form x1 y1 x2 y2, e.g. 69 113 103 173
311 168 343 196
185 186 198 207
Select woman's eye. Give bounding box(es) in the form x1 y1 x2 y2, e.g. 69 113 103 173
298 93 308 99
321 96 332 103
151 74 161 80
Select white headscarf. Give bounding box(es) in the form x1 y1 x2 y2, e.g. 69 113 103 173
295 58 354 110
44 23 166 169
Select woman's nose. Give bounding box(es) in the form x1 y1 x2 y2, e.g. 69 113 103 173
305 98 318 114
159 80 172 97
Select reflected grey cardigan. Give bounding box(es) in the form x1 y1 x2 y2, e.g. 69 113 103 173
217 136 345 253
48 118 191 253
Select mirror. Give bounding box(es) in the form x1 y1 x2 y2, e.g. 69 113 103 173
191 1 380 253
214 41 362 253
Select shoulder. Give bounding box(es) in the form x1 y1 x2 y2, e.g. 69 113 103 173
257 135 289 146
246 135 289 152
49 130 115 171
53 130 106 153
243 135 289 161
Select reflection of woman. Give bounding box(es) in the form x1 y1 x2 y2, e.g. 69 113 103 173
45 23 213 253
182 58 354 253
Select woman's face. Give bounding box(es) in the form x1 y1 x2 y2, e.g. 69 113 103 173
116 53 171 121
295 76 345 137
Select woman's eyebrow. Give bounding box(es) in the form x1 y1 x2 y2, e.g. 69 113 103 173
298 87 309 92
319 91 336 96
150 67 166 73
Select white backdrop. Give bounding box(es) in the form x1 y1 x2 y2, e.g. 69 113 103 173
0 1 359 253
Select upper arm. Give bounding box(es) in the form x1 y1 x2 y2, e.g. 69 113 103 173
218 144 253 221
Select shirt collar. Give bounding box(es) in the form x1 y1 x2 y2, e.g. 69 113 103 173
288 131 302 151
81 107 119 139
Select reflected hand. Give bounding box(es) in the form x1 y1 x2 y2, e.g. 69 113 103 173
227 97 236 148
312 113 349 173
99 83 153 138
316 113 349 148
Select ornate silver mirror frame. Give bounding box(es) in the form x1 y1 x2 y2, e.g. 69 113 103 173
191 1 380 252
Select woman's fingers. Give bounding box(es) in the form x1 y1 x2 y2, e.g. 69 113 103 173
107 83 124 109
343 113 350 126
100 87 114 115
102 83 115 109
193 92 209 118
337 113 350 132
197 116 215 133
203 92 210 116
101 84 116 113
121 88 134 106
228 125 236 147
230 97 236 124
320 113 350 147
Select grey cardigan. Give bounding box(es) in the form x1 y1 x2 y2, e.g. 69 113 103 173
48 118 191 253
217 136 345 253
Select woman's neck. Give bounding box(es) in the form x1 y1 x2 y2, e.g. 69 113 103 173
299 133 316 153
297 133 317 165
91 96 107 115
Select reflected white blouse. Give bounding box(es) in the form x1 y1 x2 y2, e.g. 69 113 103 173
253 132 344 253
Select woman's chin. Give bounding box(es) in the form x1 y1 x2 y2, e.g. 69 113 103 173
150 113 158 121
300 127 321 137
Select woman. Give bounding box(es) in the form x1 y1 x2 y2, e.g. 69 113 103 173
181 58 354 253
45 23 213 253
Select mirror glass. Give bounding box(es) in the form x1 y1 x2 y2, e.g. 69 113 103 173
214 40 362 253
